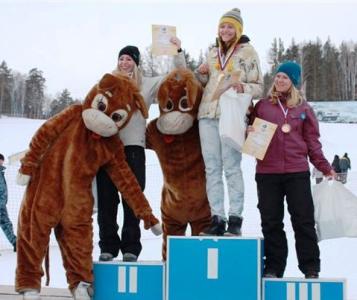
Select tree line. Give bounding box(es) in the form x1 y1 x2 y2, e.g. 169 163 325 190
264 38 357 101
1 38 356 119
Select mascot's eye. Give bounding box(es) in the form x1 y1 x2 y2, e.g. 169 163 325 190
162 99 174 112
110 109 128 128
112 113 123 122
179 96 192 112
91 94 109 112
98 101 106 112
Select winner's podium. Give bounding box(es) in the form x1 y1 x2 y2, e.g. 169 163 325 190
93 261 165 300
167 236 263 300
263 278 346 300
93 236 347 300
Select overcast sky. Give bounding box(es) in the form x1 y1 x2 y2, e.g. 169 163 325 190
1 0 357 99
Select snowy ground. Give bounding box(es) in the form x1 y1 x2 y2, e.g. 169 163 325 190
0 109 357 299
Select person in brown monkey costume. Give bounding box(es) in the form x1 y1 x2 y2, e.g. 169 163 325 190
146 68 211 260
15 73 162 300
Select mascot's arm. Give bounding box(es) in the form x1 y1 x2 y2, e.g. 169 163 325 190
145 120 158 150
20 105 81 175
105 148 160 232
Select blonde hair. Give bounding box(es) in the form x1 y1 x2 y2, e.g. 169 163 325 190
269 83 305 108
113 63 142 90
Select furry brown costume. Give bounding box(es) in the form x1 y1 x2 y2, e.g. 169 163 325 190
146 69 211 260
15 73 160 295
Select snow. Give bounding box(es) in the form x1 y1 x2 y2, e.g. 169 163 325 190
0 107 357 299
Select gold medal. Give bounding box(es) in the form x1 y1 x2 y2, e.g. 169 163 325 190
281 123 291 133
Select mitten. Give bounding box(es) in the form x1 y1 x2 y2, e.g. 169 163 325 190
16 172 31 186
151 223 163 236
142 213 160 230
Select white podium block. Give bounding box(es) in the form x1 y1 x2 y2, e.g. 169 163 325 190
93 261 165 300
167 236 263 300
263 278 346 300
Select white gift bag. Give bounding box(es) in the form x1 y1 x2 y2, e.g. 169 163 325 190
218 89 252 151
312 179 357 241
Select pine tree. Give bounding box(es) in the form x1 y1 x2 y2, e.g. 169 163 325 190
49 89 74 117
0 61 14 116
24 68 46 119
302 40 323 100
283 39 301 63
321 39 340 100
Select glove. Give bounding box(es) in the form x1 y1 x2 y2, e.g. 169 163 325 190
151 223 163 236
16 172 31 186
142 213 160 231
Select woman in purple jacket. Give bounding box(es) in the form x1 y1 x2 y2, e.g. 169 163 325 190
250 61 335 279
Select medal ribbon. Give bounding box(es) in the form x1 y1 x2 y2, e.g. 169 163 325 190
218 44 238 71
277 99 289 122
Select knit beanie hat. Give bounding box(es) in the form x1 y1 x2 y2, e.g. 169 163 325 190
219 8 243 43
118 45 140 66
275 61 302 87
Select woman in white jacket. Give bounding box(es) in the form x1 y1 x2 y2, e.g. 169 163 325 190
97 39 186 262
197 8 263 236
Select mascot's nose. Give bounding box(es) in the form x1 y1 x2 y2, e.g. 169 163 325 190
82 108 118 137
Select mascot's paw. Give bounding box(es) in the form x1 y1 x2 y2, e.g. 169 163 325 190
16 172 31 186
142 214 160 230
151 223 163 236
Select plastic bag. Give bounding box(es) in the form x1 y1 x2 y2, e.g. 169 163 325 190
218 90 252 151
312 179 357 241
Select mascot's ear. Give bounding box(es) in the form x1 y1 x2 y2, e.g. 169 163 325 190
185 73 202 108
157 79 169 108
186 80 197 108
98 73 119 90
135 92 148 119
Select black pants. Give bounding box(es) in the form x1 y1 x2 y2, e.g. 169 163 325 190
255 172 320 277
97 145 145 257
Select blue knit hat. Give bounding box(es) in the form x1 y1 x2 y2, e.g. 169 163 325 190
275 61 301 87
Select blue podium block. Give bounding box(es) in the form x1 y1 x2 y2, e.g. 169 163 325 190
93 261 165 300
263 278 346 300
167 236 263 300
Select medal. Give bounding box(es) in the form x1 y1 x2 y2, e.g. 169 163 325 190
278 99 291 134
281 123 291 133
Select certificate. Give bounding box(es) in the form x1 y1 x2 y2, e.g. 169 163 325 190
242 117 277 160
152 24 177 56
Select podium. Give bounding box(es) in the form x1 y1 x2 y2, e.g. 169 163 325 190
263 278 346 300
166 236 263 300
93 261 165 300
92 236 347 300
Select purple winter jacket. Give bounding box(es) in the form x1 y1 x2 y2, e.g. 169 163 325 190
252 97 332 175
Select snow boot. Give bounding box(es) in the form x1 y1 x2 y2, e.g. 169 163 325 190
123 253 138 262
305 271 319 279
99 252 114 262
224 216 242 236
199 215 226 236
23 289 41 300
72 281 93 300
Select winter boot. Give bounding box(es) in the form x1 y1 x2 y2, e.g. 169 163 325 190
123 253 138 262
199 215 226 236
224 216 243 236
99 252 114 262
23 289 41 300
305 271 319 279
72 281 93 300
